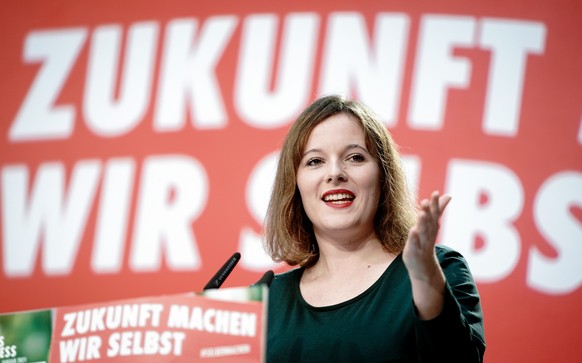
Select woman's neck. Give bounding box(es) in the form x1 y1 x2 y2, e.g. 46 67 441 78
300 234 397 307
308 231 393 277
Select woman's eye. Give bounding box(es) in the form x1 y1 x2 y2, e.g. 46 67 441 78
306 158 323 166
348 154 365 162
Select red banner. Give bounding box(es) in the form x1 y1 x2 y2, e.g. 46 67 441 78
0 286 266 362
50 288 266 363
1 0 581 362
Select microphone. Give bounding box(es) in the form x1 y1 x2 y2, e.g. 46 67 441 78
203 252 241 290
252 270 275 288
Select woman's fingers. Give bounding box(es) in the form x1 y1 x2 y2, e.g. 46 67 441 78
404 191 451 281
437 193 452 217
430 191 440 217
414 191 451 249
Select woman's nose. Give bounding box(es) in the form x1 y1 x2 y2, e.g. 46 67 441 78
326 161 347 183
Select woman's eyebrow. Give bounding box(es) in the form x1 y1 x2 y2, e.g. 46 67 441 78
345 144 369 153
301 148 321 159
301 144 369 159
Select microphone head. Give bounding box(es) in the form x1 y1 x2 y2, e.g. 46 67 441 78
203 252 241 290
252 270 275 288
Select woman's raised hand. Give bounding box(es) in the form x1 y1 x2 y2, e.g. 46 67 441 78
403 191 451 319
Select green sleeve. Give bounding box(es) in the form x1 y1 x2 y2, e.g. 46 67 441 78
414 245 486 362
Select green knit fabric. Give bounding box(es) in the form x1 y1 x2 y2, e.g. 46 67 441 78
267 245 485 363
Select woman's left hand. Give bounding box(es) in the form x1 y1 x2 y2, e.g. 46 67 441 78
403 191 451 319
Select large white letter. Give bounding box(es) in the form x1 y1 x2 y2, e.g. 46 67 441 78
441 159 523 282
154 17 237 131
9 29 87 141
84 22 158 137
528 171 582 294
235 13 318 128
91 158 135 273
480 19 546 136
408 16 475 129
239 152 280 271
2 161 100 276
319 12 409 126
130 155 207 271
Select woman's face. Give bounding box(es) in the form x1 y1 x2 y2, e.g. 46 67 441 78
296 113 381 240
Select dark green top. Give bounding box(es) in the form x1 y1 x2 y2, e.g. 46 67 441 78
266 245 485 363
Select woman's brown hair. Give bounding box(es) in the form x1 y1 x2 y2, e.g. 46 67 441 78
264 94 417 267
